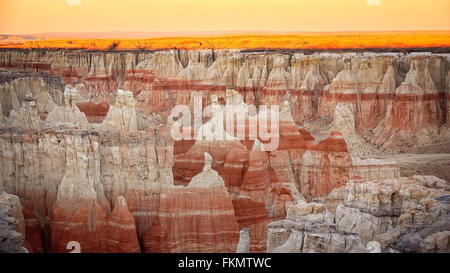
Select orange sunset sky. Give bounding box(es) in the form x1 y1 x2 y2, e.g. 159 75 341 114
0 0 449 35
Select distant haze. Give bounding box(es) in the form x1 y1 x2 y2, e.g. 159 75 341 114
2 30 313 39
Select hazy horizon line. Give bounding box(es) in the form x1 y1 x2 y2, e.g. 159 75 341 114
2 29 450 39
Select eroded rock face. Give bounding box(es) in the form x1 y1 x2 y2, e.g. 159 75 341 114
335 176 450 252
0 127 241 252
45 87 89 129
50 195 141 253
171 95 401 252
0 102 5 124
267 202 367 253
101 89 138 132
377 57 443 149
47 134 140 253
0 192 27 253
236 228 251 253
269 175 449 253
446 70 450 123
1 50 448 150
143 152 240 253
172 139 274 252
420 231 450 253
0 129 172 252
9 92 43 130
142 184 240 253
0 49 448 253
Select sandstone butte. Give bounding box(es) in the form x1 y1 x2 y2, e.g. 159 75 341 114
0 37 449 253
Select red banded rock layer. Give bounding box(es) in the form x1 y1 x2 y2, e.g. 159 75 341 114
0 129 65 252
376 56 443 149
260 55 289 106
319 58 358 117
1 50 448 147
232 197 270 253
234 144 273 253
54 131 175 253
172 98 356 210
94 130 175 240
172 140 274 253
424 55 447 121
350 157 400 181
47 132 140 253
72 76 118 103
50 196 140 253
76 101 110 123
21 210 44 253
276 101 400 200
172 133 297 252
123 50 182 93
235 59 260 106
144 154 240 253
0 50 151 103
0 129 174 252
272 101 353 201
173 140 248 187
287 55 329 123
296 132 352 200
143 185 240 253
358 57 397 131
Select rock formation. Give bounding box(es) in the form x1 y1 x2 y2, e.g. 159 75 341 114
0 102 5 124
0 49 448 253
376 56 443 150
0 76 58 120
144 153 240 253
101 89 138 131
421 231 450 253
9 91 43 129
49 134 140 253
45 87 89 129
267 202 367 253
0 50 447 146
0 191 27 253
236 228 251 253
335 176 449 252
268 175 449 253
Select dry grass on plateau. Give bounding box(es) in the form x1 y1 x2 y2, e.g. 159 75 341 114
0 31 449 51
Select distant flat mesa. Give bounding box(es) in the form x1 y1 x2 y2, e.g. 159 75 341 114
0 31 449 51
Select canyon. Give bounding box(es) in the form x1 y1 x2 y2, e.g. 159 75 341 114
0 48 449 253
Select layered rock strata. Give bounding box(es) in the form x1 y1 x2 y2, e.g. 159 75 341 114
0 49 448 253
267 202 367 253
0 191 27 253
0 50 448 151
268 175 450 253
144 153 240 253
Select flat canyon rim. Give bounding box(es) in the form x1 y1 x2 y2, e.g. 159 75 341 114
1 31 450 51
